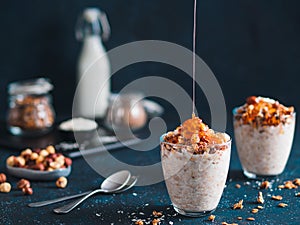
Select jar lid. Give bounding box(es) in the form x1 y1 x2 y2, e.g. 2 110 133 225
8 78 53 95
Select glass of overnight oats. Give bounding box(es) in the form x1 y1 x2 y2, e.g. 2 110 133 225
160 115 231 217
234 96 295 179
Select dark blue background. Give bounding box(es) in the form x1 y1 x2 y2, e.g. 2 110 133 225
1 1 300 224
1 0 299 123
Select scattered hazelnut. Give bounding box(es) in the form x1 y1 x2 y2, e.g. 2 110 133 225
22 187 33 195
251 208 259 214
0 182 11 193
17 179 31 189
152 210 162 217
235 184 241 189
56 176 68 188
0 173 7 183
247 217 255 221
237 217 242 220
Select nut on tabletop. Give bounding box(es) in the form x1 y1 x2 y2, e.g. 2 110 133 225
0 182 11 193
0 173 7 183
56 176 68 188
22 187 33 195
17 179 31 189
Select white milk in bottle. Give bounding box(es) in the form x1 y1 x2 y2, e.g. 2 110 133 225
75 8 111 118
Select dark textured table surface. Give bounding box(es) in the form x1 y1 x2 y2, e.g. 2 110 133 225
0 123 300 225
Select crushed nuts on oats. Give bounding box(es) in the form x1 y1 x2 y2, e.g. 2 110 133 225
247 217 255 221
235 184 241 189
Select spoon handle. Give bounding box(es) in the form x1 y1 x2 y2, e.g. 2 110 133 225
28 191 92 207
53 189 102 214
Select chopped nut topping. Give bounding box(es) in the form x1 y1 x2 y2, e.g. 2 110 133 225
278 185 285 189
251 208 259 214
247 217 255 221
278 203 288 208
235 184 241 189
257 191 264 204
295 192 300 197
234 96 294 127
272 195 283 201
257 205 264 209
233 199 244 209
152 218 160 225
237 217 242 220
284 181 297 189
260 181 270 189
208 215 215 222
135 220 144 225
293 178 300 186
163 115 229 154
152 211 163 217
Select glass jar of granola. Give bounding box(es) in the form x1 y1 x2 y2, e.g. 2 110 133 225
7 78 56 136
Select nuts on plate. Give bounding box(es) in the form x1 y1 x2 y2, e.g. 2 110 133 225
0 173 7 183
56 176 68 188
6 145 72 171
0 182 11 193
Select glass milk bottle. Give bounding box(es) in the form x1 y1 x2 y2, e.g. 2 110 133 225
75 8 111 118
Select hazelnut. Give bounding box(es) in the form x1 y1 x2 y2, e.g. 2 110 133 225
31 163 45 171
6 156 15 166
39 149 49 157
14 156 26 167
35 155 44 164
22 187 33 195
0 173 7 183
21 148 32 157
17 179 31 189
50 161 62 170
55 155 65 165
56 176 68 188
64 158 72 167
46 145 56 154
0 182 11 193
30 152 39 161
